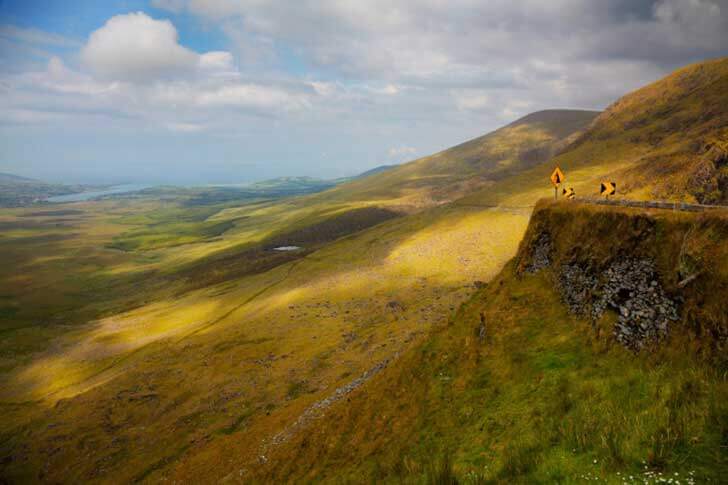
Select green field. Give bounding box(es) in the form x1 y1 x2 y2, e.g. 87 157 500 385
0 58 726 483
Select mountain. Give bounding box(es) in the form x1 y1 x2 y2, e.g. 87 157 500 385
552 57 728 203
1 58 726 483
318 109 599 210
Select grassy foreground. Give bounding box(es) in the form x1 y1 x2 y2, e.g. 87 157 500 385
249 202 728 484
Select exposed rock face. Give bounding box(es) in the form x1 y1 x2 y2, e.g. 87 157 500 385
524 233 552 273
558 259 679 351
526 243 679 350
592 259 679 350
559 264 598 316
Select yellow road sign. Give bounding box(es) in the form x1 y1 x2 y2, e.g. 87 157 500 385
562 187 575 199
550 167 565 186
600 182 616 196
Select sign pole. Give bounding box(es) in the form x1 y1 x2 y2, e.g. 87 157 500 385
554 185 558 201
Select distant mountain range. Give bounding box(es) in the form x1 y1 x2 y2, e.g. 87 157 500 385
241 165 400 191
0 172 39 184
0 165 402 208
0 173 85 207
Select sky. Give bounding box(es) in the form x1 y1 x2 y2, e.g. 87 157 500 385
0 1 726 184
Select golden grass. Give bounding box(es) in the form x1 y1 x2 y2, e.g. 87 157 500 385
1 58 726 482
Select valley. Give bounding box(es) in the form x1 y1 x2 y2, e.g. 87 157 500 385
0 57 727 483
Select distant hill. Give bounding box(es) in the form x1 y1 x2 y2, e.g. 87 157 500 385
0 173 82 207
0 172 39 184
317 109 600 209
245 176 336 191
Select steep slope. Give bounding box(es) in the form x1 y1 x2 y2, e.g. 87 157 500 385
549 57 727 203
302 109 599 210
248 201 728 483
449 57 728 212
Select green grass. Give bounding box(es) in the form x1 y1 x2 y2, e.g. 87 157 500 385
107 218 238 251
248 204 728 484
0 58 726 483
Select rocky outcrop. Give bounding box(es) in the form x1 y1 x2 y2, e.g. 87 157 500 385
523 233 551 273
559 263 597 316
525 235 680 350
592 259 678 350
559 259 679 350
515 201 728 355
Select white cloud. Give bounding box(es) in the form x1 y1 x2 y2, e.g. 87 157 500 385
150 0 187 13
2 2 727 183
42 57 119 96
198 51 237 77
370 84 401 95
155 1 728 85
80 12 233 82
196 83 310 111
0 11 308 130
309 81 337 96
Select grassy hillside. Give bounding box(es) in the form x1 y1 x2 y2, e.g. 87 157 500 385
546 57 728 203
452 57 728 211
247 202 728 484
0 58 726 483
0 199 530 483
311 109 598 210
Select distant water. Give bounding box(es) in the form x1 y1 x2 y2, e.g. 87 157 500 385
47 184 153 203
273 246 302 251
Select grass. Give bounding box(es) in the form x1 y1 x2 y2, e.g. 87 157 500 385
0 188 530 483
107 218 238 251
0 58 726 483
245 203 728 484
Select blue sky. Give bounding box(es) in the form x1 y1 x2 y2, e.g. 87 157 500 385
1 0 726 184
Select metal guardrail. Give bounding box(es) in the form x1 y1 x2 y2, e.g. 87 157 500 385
574 198 728 212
